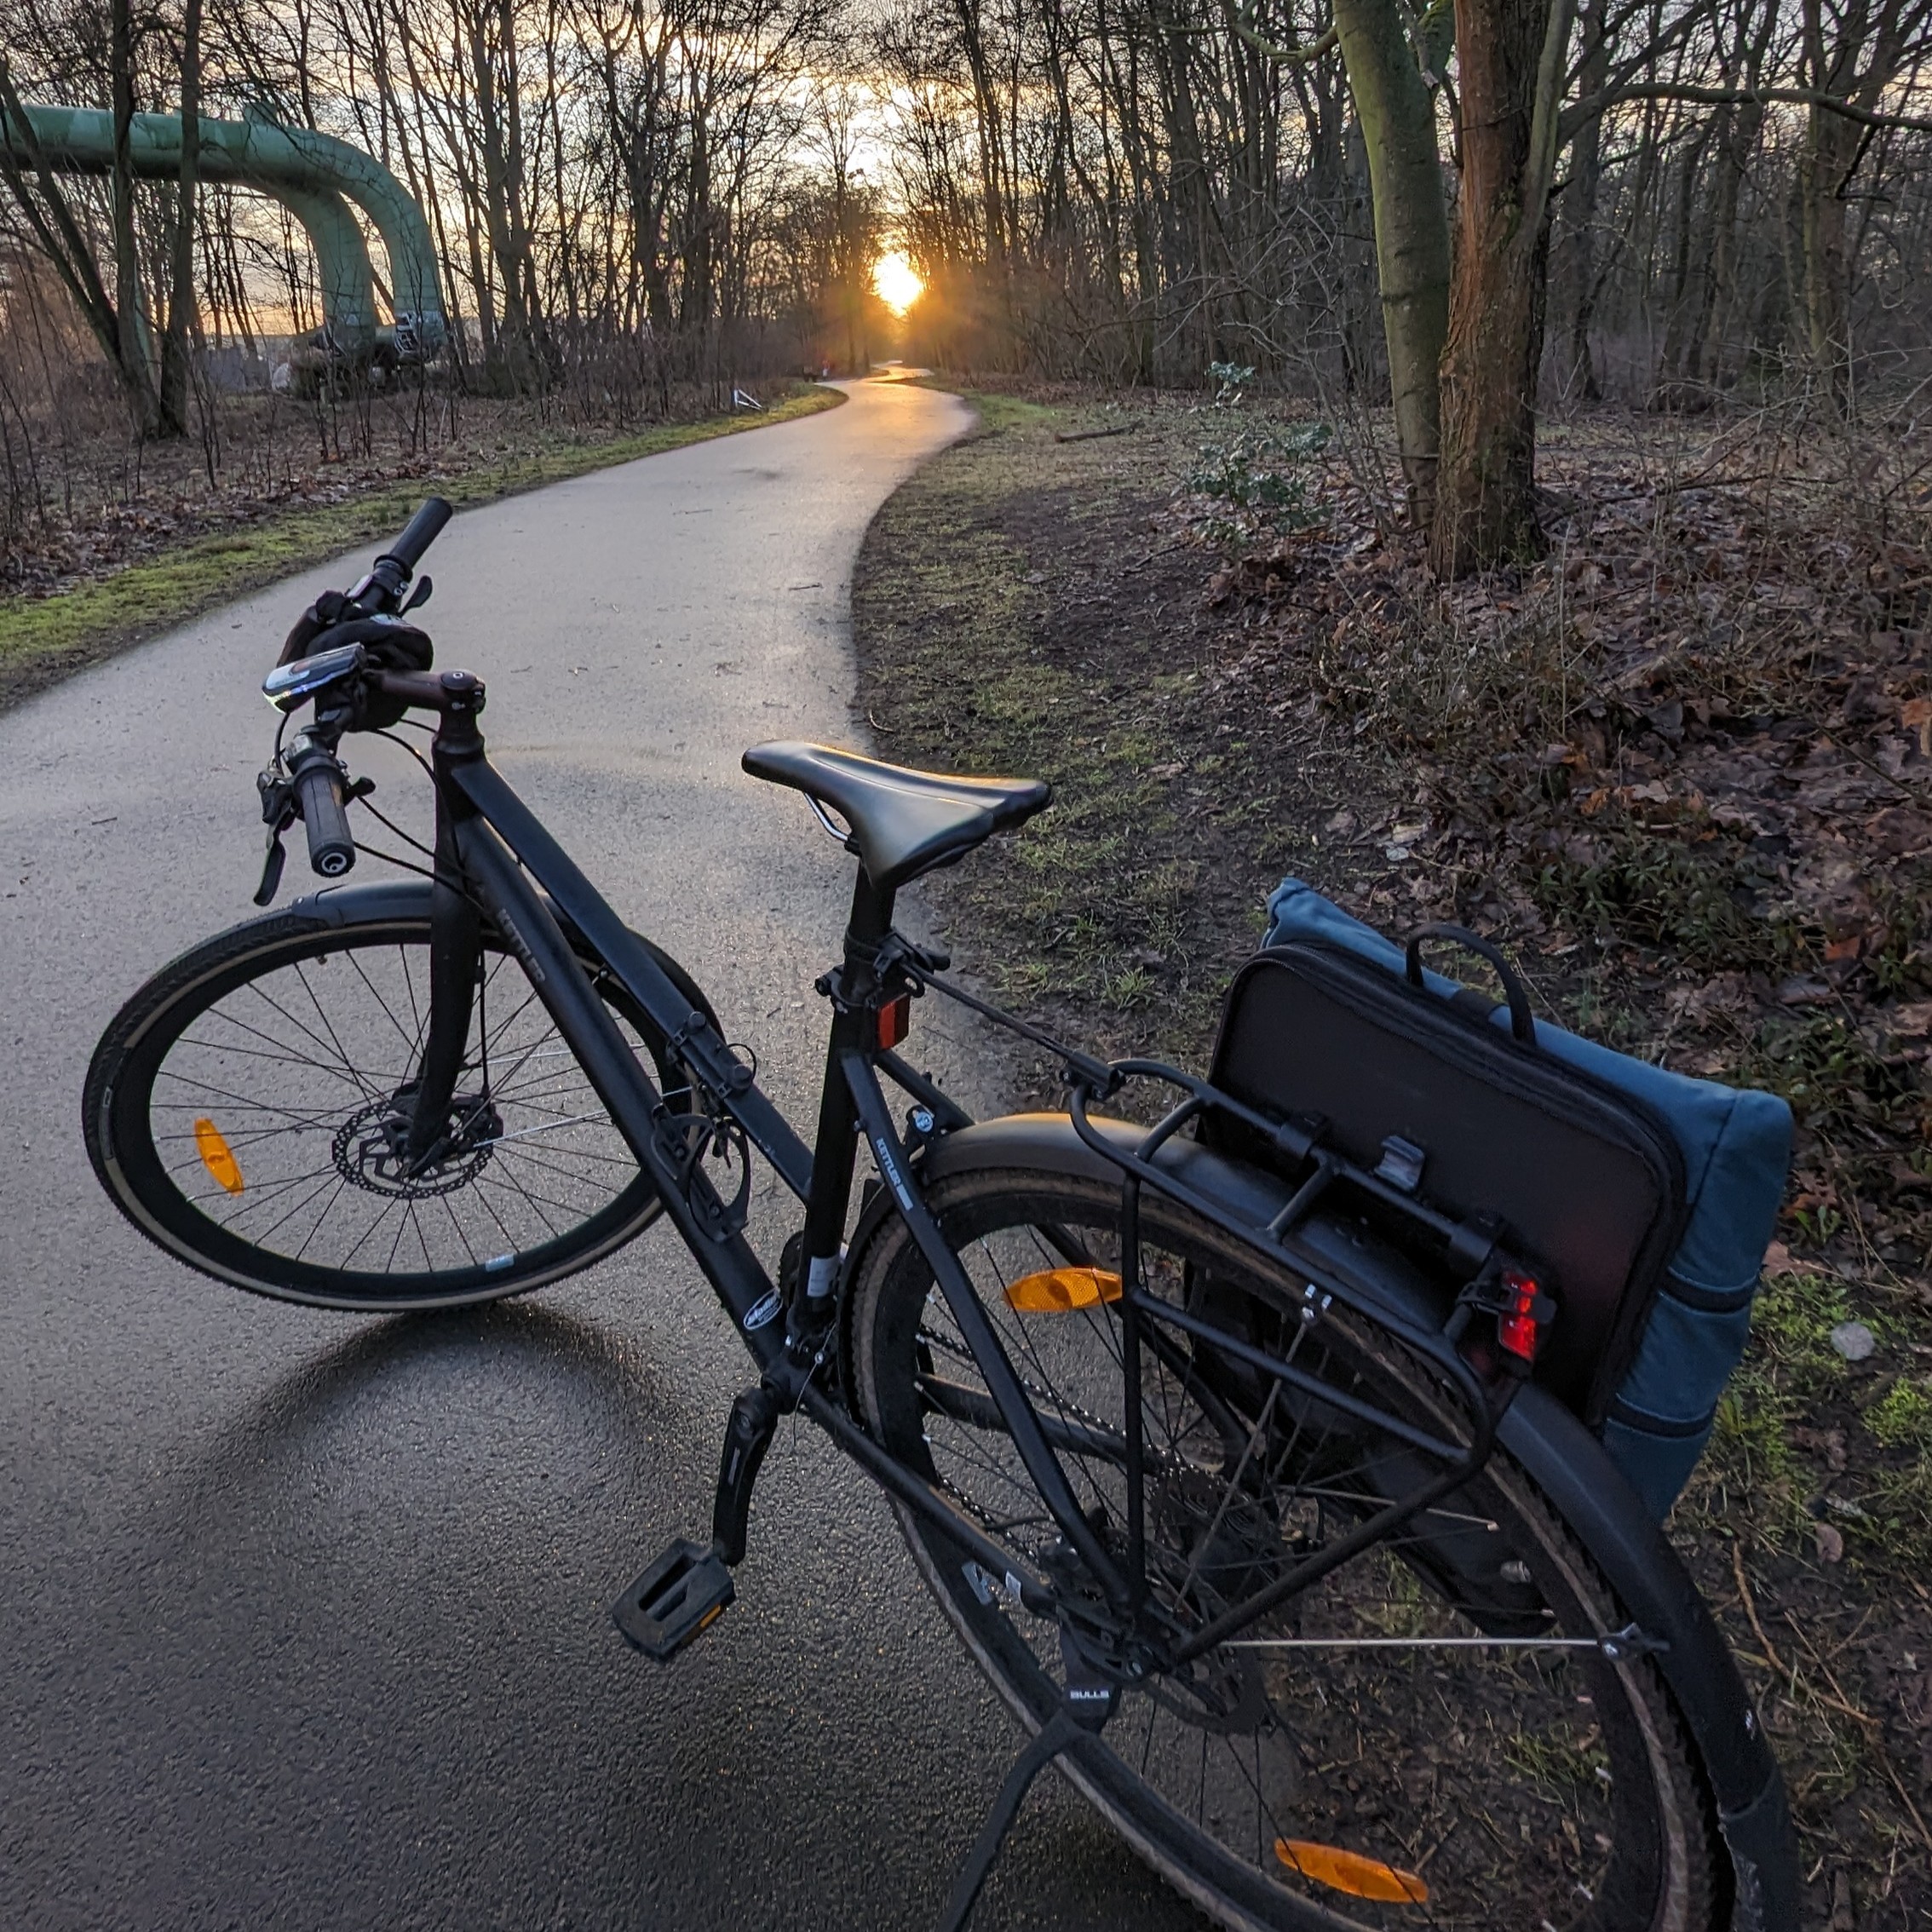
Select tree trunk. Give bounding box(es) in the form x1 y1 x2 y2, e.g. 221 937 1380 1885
1560 0 1607 399
1653 121 1716 404
469 0 538 391
1798 98 1860 413
158 0 203 439
1332 0 1451 526
1429 0 1572 578
953 0 1010 278
1695 97 1762 388
110 0 158 434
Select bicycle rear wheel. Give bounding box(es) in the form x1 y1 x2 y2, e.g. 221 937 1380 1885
85 896 710 1308
844 1159 1728 1931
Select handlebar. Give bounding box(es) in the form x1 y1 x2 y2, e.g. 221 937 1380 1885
288 735 356 879
385 496 453 576
350 495 452 612
253 502 463 900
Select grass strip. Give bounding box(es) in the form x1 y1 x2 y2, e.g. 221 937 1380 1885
853 386 1332 1072
0 383 843 710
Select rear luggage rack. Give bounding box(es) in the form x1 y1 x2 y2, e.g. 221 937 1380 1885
1048 1058 1538 1660
890 955 1560 1655
897 957 1553 1418
1066 1055 1534 1330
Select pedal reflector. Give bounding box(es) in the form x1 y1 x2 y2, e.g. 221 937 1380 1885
1003 1266 1122 1314
612 1538 734 1661
193 1118 244 1193
1275 1840 1429 1904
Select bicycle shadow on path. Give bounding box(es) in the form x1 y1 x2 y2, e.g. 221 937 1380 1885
12 1296 1200 1931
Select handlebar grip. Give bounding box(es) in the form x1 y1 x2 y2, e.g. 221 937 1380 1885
295 756 356 879
382 497 452 573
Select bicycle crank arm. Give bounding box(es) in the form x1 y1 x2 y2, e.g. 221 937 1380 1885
711 1381 782 1567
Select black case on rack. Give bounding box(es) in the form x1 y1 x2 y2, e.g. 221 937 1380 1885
1204 933 1688 1422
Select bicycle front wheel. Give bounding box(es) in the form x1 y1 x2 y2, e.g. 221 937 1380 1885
85 897 706 1309
845 1158 1728 1932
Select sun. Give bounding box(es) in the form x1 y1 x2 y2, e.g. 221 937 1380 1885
872 251 923 316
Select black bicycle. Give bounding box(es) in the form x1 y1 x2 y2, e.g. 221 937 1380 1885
84 499 1795 1932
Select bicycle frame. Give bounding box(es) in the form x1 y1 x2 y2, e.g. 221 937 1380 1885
397 670 1508 1658
409 679 1137 1615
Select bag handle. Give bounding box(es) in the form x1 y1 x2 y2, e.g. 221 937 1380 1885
1404 923 1537 1045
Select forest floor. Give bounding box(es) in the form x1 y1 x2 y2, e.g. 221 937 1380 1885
0 377 837 712
852 382 1932 1929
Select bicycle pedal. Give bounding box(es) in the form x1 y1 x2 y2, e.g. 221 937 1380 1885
611 1538 735 1661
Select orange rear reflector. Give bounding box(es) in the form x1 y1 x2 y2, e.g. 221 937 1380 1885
1003 1266 1122 1313
876 993 911 1051
1275 1840 1429 1904
193 1118 244 1194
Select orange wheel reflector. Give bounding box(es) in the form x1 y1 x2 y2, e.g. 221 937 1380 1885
1003 1266 1123 1313
193 1118 244 1194
1275 1840 1429 1905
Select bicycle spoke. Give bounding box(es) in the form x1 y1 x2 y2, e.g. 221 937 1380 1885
345 946 421 1058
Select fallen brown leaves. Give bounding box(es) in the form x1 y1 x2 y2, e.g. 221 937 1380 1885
0 382 752 604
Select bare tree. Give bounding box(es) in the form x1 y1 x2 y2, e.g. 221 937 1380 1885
158 0 202 434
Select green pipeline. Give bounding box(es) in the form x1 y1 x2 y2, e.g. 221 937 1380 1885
0 101 446 359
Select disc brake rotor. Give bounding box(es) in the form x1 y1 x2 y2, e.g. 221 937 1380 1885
332 1090 501 1199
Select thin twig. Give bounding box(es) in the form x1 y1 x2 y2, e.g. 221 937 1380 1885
1730 1538 1787 1677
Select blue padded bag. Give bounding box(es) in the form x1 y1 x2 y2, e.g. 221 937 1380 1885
1260 879 1794 1519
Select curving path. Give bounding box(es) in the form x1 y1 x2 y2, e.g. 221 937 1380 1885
0 377 1203 1930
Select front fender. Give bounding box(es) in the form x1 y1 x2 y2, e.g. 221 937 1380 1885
283 878 438 926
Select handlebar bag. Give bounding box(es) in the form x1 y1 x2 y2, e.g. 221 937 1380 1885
1205 877 1792 1520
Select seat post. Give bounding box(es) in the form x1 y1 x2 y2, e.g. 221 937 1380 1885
791 868 897 1341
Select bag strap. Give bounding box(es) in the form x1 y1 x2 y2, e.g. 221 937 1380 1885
1404 923 1537 1045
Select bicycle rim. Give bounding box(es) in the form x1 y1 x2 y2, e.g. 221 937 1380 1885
88 912 681 1307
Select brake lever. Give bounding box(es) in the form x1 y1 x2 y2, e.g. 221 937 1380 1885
252 758 375 906
254 828 290 907
255 767 297 906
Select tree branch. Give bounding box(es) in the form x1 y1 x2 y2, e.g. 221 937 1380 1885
1223 2 1339 65
0 60 128 365
1563 81 1932 143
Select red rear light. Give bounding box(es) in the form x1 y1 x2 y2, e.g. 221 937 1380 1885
876 993 911 1051
1497 1270 1543 1361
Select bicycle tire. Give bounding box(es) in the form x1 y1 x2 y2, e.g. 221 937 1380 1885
84 887 714 1310
844 1155 1730 1931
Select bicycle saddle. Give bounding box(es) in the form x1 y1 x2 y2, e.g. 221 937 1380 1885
742 741 1051 893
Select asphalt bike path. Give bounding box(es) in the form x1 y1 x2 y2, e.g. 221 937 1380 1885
0 377 1202 1929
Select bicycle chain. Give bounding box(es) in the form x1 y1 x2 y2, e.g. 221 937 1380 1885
918 1323 1139 1456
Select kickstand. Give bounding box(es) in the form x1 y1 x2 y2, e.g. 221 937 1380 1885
934 1707 1085 1932
935 1630 1119 1932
